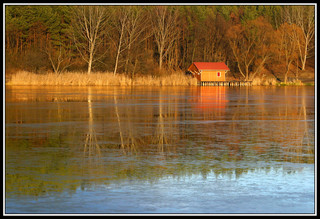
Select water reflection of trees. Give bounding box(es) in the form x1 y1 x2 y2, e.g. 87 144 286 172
279 87 314 163
113 88 143 154
227 86 314 164
5 86 314 197
83 87 101 158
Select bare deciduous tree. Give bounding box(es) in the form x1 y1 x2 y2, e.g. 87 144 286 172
112 7 128 76
151 6 180 70
227 17 274 81
276 23 299 83
123 6 152 77
45 43 73 74
71 6 110 74
112 6 151 76
283 6 315 70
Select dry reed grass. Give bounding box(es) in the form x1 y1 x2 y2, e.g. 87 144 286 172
6 71 198 86
252 75 305 86
251 77 278 86
8 70 306 86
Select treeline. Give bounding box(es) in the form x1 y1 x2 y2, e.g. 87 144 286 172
5 5 315 82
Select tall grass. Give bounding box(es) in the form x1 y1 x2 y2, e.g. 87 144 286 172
251 77 278 86
8 70 307 86
6 71 198 86
251 77 305 86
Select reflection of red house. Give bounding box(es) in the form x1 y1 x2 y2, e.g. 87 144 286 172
191 87 228 118
198 87 228 109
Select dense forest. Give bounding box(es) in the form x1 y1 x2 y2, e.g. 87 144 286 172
5 5 315 83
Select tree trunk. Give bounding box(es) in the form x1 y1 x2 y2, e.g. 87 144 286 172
245 64 250 81
88 45 94 74
284 69 289 84
114 18 125 76
159 46 163 70
88 56 92 75
301 43 307 71
131 57 138 80
284 60 293 84
114 50 120 75
124 43 131 74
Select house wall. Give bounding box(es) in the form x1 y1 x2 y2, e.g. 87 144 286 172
188 63 201 81
200 70 226 82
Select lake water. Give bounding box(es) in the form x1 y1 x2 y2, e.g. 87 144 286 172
5 86 315 214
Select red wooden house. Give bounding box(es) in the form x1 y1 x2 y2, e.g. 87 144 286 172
188 62 230 82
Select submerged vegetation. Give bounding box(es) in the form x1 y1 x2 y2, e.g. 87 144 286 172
5 4 315 85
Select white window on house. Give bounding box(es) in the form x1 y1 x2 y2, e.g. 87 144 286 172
217 72 221 77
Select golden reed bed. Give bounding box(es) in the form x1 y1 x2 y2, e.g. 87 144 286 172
6 71 198 86
6 70 303 86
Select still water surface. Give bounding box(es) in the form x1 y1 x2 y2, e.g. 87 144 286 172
5 86 315 214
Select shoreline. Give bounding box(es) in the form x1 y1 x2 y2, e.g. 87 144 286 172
5 71 314 87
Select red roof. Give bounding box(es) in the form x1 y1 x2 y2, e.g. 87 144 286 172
193 62 229 71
